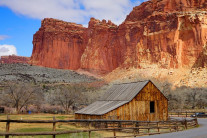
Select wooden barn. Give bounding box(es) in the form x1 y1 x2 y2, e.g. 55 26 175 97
75 80 168 121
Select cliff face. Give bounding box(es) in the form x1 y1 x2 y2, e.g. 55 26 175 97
31 19 87 70
0 55 30 64
31 0 207 74
80 18 126 73
122 0 207 69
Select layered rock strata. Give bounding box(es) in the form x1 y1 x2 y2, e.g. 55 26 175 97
31 0 207 74
0 55 30 64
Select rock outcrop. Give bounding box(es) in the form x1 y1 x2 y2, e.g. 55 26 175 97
31 0 207 74
31 19 87 70
0 55 30 64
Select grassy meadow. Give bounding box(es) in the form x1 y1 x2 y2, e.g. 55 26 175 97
0 114 130 138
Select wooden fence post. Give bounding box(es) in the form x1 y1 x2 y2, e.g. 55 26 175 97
88 121 91 138
184 119 187 129
5 115 10 138
113 129 116 138
105 122 108 128
133 122 136 137
118 122 122 128
136 122 139 134
113 122 116 138
147 122 150 133
88 121 91 129
157 122 160 132
194 118 198 127
53 116 56 138
169 121 171 132
88 131 91 138
177 125 179 131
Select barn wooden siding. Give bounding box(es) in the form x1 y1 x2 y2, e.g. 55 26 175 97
75 81 168 121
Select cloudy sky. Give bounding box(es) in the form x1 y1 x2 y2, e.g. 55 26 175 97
0 0 146 57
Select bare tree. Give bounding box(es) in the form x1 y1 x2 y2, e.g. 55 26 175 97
194 90 207 109
52 85 83 114
0 82 43 113
187 89 197 109
185 88 206 109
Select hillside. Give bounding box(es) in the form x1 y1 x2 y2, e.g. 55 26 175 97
103 66 207 88
0 63 98 83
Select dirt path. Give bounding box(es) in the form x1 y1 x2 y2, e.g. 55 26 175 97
138 118 207 138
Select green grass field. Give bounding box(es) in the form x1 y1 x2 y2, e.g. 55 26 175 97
0 114 120 138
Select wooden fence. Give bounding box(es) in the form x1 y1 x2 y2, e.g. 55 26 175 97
169 112 207 118
0 116 198 138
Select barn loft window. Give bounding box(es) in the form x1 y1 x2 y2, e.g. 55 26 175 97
150 101 155 113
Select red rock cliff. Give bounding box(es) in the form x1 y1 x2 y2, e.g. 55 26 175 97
0 55 30 64
80 18 125 73
31 0 207 73
31 18 87 70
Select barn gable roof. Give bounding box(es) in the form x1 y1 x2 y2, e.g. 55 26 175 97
75 101 128 115
100 80 149 101
75 80 161 115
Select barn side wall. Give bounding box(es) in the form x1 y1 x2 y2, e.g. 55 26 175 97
75 82 168 121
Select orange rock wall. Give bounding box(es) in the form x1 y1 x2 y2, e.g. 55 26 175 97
80 18 126 73
31 19 87 70
31 0 207 73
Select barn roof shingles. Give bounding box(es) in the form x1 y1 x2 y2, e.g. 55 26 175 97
75 80 150 115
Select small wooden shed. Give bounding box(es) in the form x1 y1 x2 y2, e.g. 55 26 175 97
75 80 168 121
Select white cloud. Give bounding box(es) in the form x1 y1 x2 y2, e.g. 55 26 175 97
80 0 133 24
0 35 9 41
0 45 17 58
0 0 144 25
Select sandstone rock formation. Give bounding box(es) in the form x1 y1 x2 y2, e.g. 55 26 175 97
0 55 30 64
31 0 207 74
31 19 87 70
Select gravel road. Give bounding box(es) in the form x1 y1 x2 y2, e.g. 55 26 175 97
138 118 207 138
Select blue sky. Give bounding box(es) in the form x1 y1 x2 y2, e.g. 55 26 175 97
0 0 146 57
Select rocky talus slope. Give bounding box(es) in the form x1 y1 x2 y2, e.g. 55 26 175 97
0 64 97 83
103 65 207 87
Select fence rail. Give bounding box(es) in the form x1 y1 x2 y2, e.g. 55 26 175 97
0 116 198 138
169 112 207 117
